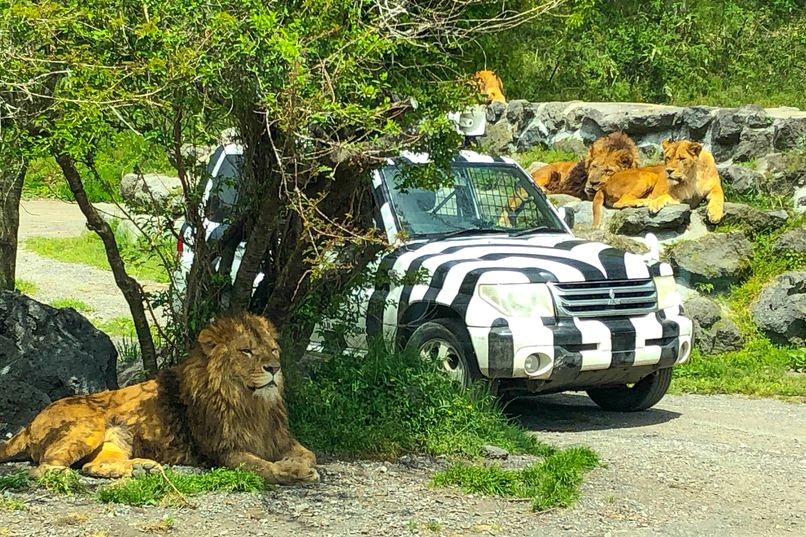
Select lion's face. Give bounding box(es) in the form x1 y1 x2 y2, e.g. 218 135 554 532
584 149 635 196
197 314 284 404
662 140 702 186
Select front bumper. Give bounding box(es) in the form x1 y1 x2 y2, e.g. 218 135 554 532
467 307 692 388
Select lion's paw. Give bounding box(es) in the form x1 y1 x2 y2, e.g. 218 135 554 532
131 459 162 478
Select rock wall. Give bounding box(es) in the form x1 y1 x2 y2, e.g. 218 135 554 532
483 101 806 213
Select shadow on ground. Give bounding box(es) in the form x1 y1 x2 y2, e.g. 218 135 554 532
504 392 681 433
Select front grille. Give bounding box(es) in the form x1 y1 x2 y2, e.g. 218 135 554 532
550 279 657 318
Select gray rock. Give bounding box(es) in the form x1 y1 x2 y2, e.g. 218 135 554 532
751 271 806 346
773 118 806 150
669 232 753 290
552 137 586 156
794 185 806 214
120 172 183 215
757 152 806 196
733 127 774 162
482 445 509 460
0 380 52 438
574 229 650 255
595 104 678 134
0 291 118 435
711 109 744 143
516 120 547 151
608 205 691 236
547 194 582 207
505 100 536 131
486 101 507 124
704 319 743 354
772 228 806 256
639 143 663 163
676 106 714 137
709 202 788 234
717 164 763 194
562 200 614 229
736 105 772 129
480 120 514 153
684 296 722 328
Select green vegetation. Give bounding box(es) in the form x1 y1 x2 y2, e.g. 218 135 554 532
0 472 30 491
96 467 269 507
479 0 806 109
432 447 600 512
674 216 806 398
24 231 170 284
289 342 554 459
96 317 136 337
50 298 94 313
512 146 579 168
0 497 26 511
22 131 174 203
36 469 86 495
13 278 37 295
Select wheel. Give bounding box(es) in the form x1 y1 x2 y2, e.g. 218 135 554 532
406 318 480 387
586 367 673 412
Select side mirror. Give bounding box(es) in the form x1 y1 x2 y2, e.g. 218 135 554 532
557 207 574 229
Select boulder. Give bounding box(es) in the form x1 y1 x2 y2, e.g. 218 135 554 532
735 104 772 129
552 137 586 156
733 127 774 162
0 291 118 436
608 204 691 236
683 295 742 355
560 200 615 229
717 163 762 194
708 202 788 234
757 152 806 196
794 185 806 214
120 172 184 215
0 380 52 439
506 100 537 132
773 117 806 151
480 120 514 153
772 228 806 256
668 232 753 290
676 106 714 138
574 229 649 256
711 109 744 143
486 101 507 124
751 271 806 346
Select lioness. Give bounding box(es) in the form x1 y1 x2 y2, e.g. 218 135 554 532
0 313 318 485
590 139 725 227
473 70 506 103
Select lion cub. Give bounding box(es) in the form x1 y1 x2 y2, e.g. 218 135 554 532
0 313 318 485
591 139 725 227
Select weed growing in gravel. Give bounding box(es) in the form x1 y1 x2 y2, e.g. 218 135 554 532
0 497 26 511
50 297 95 313
36 469 86 495
432 447 599 512
288 342 555 459
13 279 38 295
0 472 30 491
96 467 269 506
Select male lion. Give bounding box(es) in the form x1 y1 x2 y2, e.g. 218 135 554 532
0 313 319 485
497 133 638 226
473 70 506 103
590 139 725 227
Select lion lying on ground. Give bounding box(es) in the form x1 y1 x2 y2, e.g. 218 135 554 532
590 139 725 227
498 133 638 226
473 70 506 103
0 313 318 484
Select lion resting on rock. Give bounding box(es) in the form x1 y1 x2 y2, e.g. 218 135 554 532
590 139 725 227
0 313 318 485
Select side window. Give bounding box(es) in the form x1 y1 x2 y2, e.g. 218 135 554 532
206 155 243 223
463 166 543 227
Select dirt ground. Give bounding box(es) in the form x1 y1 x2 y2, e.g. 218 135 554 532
2 393 804 537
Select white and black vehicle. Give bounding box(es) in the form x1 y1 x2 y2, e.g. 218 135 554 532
176 144 693 412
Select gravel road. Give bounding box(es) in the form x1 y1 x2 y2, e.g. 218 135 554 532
2 393 804 537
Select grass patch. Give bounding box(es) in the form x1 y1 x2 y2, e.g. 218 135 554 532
50 298 94 313
96 317 136 337
512 145 578 168
674 216 806 397
288 342 555 459
96 467 269 507
36 469 86 495
432 446 599 512
115 336 143 363
0 496 26 511
24 231 170 284
0 472 30 491
13 278 38 295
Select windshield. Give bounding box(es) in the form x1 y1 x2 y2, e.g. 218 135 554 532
382 163 565 237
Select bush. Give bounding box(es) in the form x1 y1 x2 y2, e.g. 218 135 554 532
287 341 554 459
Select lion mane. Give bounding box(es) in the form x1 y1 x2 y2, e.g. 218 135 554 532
0 313 318 484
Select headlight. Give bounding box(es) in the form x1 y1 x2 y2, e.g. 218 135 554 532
653 275 680 310
478 283 554 318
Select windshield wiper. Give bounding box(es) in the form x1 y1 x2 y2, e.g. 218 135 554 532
509 225 562 237
441 227 511 239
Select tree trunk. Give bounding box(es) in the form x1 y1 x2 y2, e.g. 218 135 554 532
54 153 159 375
0 156 26 290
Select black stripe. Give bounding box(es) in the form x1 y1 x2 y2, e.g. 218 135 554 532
602 318 637 367
449 270 485 315
598 248 629 279
487 318 514 378
552 239 590 251
656 310 681 368
549 320 584 384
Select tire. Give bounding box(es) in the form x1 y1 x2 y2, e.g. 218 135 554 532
586 367 673 412
406 318 480 387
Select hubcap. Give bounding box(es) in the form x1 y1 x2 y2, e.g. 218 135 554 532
419 338 466 385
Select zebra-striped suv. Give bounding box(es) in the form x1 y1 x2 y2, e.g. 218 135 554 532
177 146 693 411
